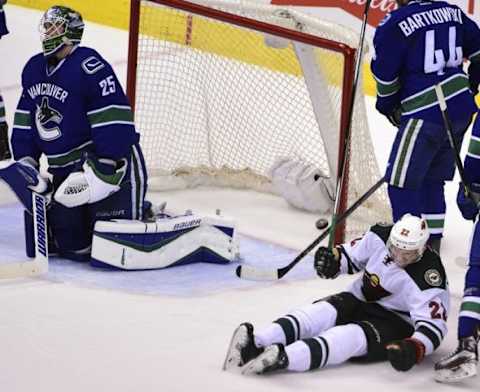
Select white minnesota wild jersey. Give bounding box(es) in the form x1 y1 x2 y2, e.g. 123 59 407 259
337 224 449 356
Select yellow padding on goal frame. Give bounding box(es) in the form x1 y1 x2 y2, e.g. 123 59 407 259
9 0 377 97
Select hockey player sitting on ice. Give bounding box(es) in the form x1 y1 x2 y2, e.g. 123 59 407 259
0 5 148 262
224 214 449 375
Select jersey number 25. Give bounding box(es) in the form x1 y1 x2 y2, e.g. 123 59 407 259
424 26 463 75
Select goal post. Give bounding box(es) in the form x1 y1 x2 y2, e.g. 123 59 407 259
126 0 390 242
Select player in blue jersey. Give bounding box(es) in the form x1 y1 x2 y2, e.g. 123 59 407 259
0 0 10 161
371 0 480 254
434 126 480 382
2 5 148 261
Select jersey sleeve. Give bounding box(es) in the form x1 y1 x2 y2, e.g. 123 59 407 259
82 54 139 160
463 12 480 97
337 232 376 274
370 17 407 116
408 287 449 356
11 73 42 164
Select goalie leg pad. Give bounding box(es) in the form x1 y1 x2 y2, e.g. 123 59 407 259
91 213 239 270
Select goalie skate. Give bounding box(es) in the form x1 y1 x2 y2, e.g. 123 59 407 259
434 335 479 383
223 322 263 370
241 343 289 375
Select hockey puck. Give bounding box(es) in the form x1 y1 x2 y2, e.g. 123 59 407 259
315 218 329 230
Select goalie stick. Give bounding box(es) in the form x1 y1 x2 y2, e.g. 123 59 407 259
434 84 480 205
236 176 385 281
0 192 48 279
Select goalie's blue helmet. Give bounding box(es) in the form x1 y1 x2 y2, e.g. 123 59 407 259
39 5 84 58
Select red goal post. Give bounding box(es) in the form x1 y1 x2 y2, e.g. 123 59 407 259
126 0 390 243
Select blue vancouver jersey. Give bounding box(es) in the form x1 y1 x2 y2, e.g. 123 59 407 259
371 0 480 124
12 46 139 177
0 3 9 38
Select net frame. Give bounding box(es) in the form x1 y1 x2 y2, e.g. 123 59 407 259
126 0 388 243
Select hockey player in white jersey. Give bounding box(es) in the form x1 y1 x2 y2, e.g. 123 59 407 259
224 214 449 374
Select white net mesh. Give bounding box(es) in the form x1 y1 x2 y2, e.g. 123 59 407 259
132 0 391 239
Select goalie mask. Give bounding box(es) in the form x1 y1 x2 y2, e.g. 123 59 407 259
39 5 84 58
387 214 429 268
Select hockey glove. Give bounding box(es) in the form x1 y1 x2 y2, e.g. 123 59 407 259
386 107 402 128
55 156 127 208
314 246 340 279
456 182 480 221
386 338 425 372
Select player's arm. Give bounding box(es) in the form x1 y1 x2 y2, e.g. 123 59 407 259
314 231 371 279
456 122 480 220
0 85 49 211
461 11 480 96
370 17 407 124
387 287 448 371
55 53 137 207
83 54 138 160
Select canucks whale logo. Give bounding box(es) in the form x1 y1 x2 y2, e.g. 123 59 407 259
35 97 63 141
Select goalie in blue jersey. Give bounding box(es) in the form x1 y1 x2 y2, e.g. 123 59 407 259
371 0 480 254
0 5 148 261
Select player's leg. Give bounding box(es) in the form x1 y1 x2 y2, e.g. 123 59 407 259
48 201 91 261
435 222 480 382
223 293 349 370
386 117 469 240
242 301 414 374
420 180 446 253
0 93 11 161
224 292 361 371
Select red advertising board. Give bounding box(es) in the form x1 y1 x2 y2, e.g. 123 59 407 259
271 0 476 27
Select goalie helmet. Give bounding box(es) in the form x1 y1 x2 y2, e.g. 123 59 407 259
39 5 84 58
387 214 429 267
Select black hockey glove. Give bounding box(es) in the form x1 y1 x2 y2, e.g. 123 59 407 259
386 338 425 372
314 247 340 279
386 107 402 128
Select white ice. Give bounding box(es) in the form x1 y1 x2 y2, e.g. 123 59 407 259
0 4 477 392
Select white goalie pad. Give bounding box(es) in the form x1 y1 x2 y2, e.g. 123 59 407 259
269 157 335 213
91 212 239 270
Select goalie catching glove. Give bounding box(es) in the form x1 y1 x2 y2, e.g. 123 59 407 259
269 157 334 213
55 156 127 208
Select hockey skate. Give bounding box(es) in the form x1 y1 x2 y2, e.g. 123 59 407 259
241 343 289 375
434 335 479 383
223 322 264 370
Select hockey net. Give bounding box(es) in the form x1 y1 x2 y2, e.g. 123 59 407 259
127 0 391 241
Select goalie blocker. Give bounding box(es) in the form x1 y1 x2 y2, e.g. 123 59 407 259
91 211 239 270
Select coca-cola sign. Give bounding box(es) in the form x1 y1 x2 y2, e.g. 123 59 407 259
270 0 397 26
270 0 476 27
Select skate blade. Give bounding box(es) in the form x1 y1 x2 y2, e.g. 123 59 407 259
222 325 247 371
434 363 477 383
